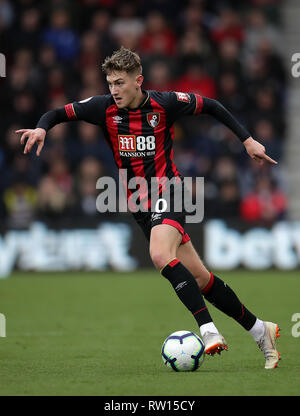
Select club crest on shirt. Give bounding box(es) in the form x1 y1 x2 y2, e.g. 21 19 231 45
147 112 160 128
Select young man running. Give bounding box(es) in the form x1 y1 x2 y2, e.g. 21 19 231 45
16 47 280 369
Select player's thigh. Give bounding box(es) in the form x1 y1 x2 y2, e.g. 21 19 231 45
176 240 210 289
149 224 182 269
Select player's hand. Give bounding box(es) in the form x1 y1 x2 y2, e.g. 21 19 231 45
15 128 46 156
243 137 278 165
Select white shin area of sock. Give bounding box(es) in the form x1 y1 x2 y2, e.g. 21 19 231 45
248 318 265 342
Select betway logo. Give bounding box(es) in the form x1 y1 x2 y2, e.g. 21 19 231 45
204 220 300 270
0 222 137 278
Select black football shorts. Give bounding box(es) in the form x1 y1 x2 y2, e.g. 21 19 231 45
132 193 191 245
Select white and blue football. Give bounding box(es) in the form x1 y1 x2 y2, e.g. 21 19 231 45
161 330 205 372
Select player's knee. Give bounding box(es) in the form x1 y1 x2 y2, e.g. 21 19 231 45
150 250 174 270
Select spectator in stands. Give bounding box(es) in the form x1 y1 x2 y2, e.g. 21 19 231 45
36 157 73 218
42 8 79 62
217 39 243 80
217 71 247 119
37 44 57 72
243 8 283 62
248 86 285 135
73 157 105 217
3 175 37 228
215 180 241 219
10 91 39 128
174 61 217 98
178 1 207 34
76 122 105 164
41 123 69 169
139 11 176 56
110 1 144 46
0 0 14 29
80 66 105 94
9 7 41 52
210 8 245 45
143 60 174 92
90 9 118 58
212 156 238 186
253 119 282 161
255 37 286 89
177 28 214 72
240 176 287 223
79 30 101 69
46 66 67 101
4 124 25 167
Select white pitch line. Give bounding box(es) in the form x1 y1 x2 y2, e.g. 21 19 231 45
0 313 6 337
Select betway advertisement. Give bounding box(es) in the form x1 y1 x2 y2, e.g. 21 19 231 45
204 220 300 270
0 219 299 278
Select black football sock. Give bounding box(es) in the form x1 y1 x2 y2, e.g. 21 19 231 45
203 273 257 331
161 259 213 327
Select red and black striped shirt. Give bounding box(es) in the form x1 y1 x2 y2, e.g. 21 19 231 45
67 90 203 210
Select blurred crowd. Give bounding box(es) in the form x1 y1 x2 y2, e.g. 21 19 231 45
0 0 288 229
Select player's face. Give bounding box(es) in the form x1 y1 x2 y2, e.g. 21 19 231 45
106 71 144 109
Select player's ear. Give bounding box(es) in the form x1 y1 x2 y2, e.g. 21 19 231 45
136 74 144 88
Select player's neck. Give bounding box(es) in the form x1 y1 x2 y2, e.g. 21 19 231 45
127 89 145 109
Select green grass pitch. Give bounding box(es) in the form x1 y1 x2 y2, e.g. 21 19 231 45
0 269 299 396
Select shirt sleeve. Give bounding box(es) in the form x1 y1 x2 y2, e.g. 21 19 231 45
158 91 250 143
66 95 109 125
201 97 250 142
159 91 204 123
36 95 109 131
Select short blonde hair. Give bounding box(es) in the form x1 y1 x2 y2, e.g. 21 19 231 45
102 46 142 75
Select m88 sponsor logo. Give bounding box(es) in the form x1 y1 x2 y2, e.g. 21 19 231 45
118 135 156 157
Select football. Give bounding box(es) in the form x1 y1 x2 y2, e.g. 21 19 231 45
161 330 205 372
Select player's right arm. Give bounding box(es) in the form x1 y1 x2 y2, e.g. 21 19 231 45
16 95 109 156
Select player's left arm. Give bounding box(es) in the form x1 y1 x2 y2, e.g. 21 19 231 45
201 97 277 165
